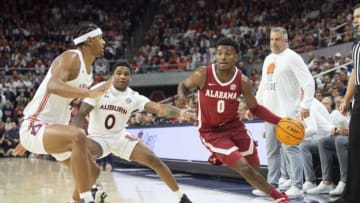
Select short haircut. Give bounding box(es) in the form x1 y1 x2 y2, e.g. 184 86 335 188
216 37 239 53
271 27 288 40
74 22 100 47
110 61 132 74
354 3 360 10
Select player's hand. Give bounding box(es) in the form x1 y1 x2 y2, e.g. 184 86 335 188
12 143 27 156
245 110 254 120
300 108 310 120
180 109 196 122
339 100 349 115
177 96 188 109
88 77 113 98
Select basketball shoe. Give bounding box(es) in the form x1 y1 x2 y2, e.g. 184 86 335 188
275 192 290 203
91 184 108 203
79 200 94 203
179 194 192 203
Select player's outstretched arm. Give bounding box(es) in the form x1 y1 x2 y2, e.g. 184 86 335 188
241 76 281 125
144 102 196 122
70 102 94 127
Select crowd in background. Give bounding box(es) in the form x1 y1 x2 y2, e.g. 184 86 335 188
132 0 353 73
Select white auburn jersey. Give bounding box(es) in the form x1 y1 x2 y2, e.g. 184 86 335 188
24 49 93 124
83 84 150 136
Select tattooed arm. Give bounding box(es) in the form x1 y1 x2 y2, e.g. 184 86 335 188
144 102 196 122
70 102 94 127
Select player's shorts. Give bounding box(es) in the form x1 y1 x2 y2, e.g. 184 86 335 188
20 119 71 161
88 129 141 161
199 120 259 168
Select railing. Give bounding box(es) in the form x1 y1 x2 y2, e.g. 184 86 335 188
312 61 352 79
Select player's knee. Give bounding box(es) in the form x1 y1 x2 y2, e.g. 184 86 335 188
71 129 87 145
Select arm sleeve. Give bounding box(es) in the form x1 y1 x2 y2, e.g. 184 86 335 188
255 62 267 105
249 104 281 124
291 53 315 109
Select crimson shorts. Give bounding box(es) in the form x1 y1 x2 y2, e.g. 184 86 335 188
200 120 259 168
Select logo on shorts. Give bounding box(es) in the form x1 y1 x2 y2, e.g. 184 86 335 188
125 97 132 104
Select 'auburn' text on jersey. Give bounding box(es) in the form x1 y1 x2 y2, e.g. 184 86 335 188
197 64 242 131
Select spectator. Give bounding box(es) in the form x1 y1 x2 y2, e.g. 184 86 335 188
2 100 14 122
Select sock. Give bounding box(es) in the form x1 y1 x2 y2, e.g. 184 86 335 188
79 191 94 202
69 199 80 203
267 186 283 200
174 189 184 201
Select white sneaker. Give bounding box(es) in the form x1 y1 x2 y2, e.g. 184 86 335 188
329 181 346 196
285 186 303 199
302 181 316 192
278 177 288 185
251 189 266 197
279 179 292 191
306 181 334 194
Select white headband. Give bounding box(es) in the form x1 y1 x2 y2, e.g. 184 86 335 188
73 28 102 45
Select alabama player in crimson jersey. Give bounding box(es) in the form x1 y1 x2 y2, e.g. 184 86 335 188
70 62 194 203
177 37 289 203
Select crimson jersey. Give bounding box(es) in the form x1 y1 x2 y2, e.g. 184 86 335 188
197 64 243 131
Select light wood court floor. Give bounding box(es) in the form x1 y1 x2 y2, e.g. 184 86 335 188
0 158 332 203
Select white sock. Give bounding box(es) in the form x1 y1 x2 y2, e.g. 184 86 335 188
174 190 184 201
69 199 80 203
79 191 94 202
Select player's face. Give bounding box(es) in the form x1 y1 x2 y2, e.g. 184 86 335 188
270 32 288 54
91 35 106 57
112 66 131 91
215 45 238 70
353 8 360 32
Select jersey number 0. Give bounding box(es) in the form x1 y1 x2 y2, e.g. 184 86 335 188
217 100 225 113
105 114 115 129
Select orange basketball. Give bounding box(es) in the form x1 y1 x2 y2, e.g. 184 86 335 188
275 117 305 146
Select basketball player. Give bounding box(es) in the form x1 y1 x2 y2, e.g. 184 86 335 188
248 27 315 198
70 62 194 203
177 37 289 203
19 22 112 203
333 4 360 203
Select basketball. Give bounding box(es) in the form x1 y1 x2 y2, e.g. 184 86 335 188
275 117 305 146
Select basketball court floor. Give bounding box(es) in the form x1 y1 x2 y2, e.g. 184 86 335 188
0 158 340 203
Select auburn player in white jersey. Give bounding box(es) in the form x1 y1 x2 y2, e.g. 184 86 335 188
17 22 112 203
69 62 194 203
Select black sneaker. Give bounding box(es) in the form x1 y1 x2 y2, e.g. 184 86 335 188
179 194 192 203
91 184 108 203
79 200 94 203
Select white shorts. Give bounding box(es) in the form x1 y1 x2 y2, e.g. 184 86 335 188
20 119 71 161
88 130 141 161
